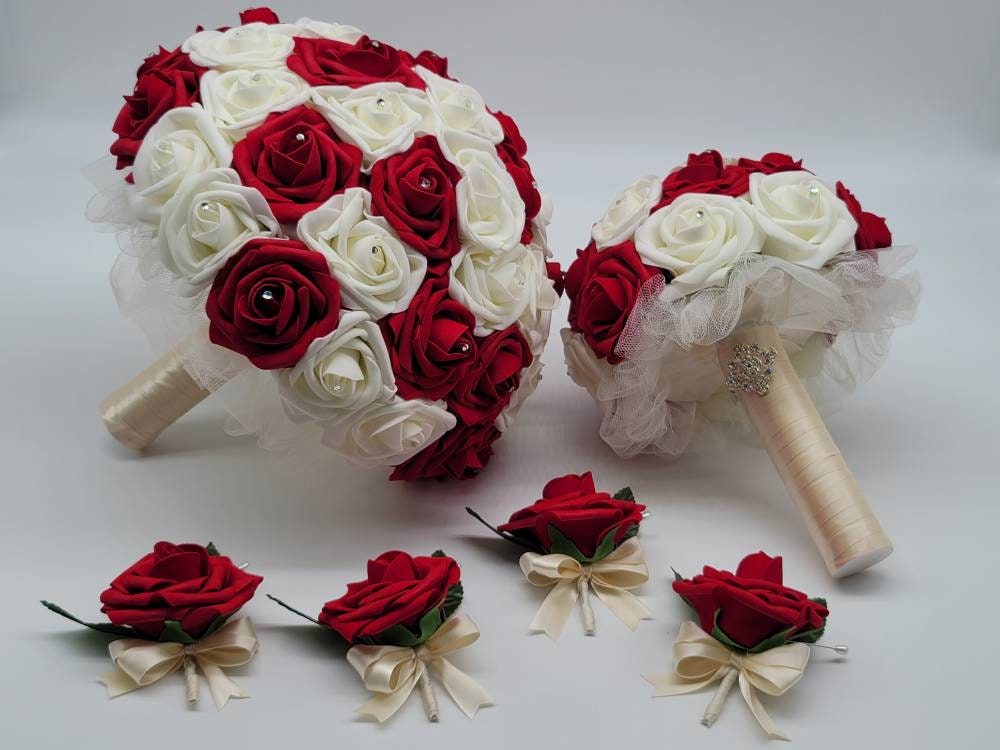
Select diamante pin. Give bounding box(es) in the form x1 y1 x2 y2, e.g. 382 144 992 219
694 209 705 220
372 245 383 255
809 185 820 196
419 177 432 189
375 97 387 110
459 343 470 353
260 290 275 302
295 132 307 142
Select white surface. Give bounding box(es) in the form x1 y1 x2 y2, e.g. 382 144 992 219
1 1 997 748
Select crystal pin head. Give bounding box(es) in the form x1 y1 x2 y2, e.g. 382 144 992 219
419 177 432 189
375 97 386 110
809 184 820 196
295 132 307 142
694 209 705 220
260 290 275 302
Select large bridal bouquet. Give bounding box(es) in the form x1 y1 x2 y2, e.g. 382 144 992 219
93 7 559 480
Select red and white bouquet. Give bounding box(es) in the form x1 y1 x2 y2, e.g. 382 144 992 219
563 150 920 575
94 7 559 480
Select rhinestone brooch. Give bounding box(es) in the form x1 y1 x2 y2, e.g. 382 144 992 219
726 343 777 396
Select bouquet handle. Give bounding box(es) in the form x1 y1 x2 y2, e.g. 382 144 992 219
716 325 893 577
99 346 209 451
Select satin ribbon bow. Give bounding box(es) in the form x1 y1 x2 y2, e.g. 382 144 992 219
643 621 810 741
519 536 651 639
346 614 494 723
99 617 259 710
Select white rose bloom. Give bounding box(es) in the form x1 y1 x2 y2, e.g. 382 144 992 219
635 193 763 293
297 188 427 318
495 357 543 432
416 67 503 143
158 168 278 291
561 328 614 401
321 397 456 468
526 193 554 258
449 243 536 336
293 17 363 42
310 83 436 168
181 23 297 69
200 68 310 140
129 107 232 224
276 311 396 422
444 132 525 252
749 171 858 268
516 248 559 355
592 175 661 249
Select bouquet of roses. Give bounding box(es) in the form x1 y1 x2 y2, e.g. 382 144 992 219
43 541 262 709
563 150 920 575
94 6 559 481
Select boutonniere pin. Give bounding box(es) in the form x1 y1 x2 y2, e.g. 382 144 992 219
270 550 493 723
42 541 262 709
468 471 651 639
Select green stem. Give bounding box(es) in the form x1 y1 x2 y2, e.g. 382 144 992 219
266 594 322 626
464 507 544 553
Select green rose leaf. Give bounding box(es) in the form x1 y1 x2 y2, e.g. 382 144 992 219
465 507 546 554
442 582 463 619
376 606 444 647
205 542 221 556
158 619 198 644
612 487 635 501
40 600 138 639
547 525 635 564
749 626 799 654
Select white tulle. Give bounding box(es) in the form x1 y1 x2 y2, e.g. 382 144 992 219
563 247 920 459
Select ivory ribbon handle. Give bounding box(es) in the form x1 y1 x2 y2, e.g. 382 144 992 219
716 325 892 577
99 345 210 451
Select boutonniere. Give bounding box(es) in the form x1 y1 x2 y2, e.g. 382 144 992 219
42 541 262 709
270 550 493 723
644 551 846 740
468 471 651 639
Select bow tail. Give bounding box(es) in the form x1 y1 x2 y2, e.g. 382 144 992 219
643 666 728 697
356 664 422 723
429 658 494 719
592 582 652 630
99 665 147 698
198 659 250 711
738 672 790 741
528 579 579 640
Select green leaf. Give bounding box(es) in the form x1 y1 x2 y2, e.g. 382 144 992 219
547 525 635 564
711 624 745 652
40 601 138 639
612 487 635 501
442 582 463 619
671 568 686 583
158 619 198 644
205 542 221 556
749 626 798 654
810 596 828 608
430 550 447 558
200 615 230 639
791 625 826 645
546 525 589 561
375 607 444 647
267 594 322 626
465 507 545 554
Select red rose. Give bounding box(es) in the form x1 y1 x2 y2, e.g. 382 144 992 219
232 105 363 223
836 182 892 254
110 47 206 170
655 149 752 209
449 324 532 425
99 541 262 640
493 111 541 244
565 240 660 363
369 135 461 260
380 283 477 400
286 36 425 89
390 422 501 481
239 6 280 24
319 551 461 644
546 260 564 297
206 238 341 369
736 152 804 174
673 551 830 650
497 472 646 559
404 49 450 78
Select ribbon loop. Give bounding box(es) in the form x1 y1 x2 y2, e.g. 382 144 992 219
519 537 651 639
643 621 809 741
347 614 493 723
99 617 258 710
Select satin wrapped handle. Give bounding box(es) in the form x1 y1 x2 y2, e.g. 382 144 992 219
716 325 892 577
99 347 210 451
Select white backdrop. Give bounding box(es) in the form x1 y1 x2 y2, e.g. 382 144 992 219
1 1 997 748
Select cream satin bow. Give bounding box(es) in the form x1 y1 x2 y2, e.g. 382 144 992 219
99 617 258 710
643 621 810 741
346 614 493 723
519 536 651 639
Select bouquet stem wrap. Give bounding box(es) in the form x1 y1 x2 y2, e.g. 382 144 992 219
716 325 892 577
100 345 209 450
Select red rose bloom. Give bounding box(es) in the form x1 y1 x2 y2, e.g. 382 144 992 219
565 240 660 363
206 238 341 369
497 472 646 559
493 111 541 244
287 36 425 89
100 541 262 640
319 551 461 644
404 49 450 78
449 325 532 425
239 6 280 24
673 551 830 650
380 283 478 400
369 135 461 260
736 152 804 174
390 422 501 481
232 105 363 223
110 47 206 170
836 182 892 254
546 260 564 297
656 149 751 209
